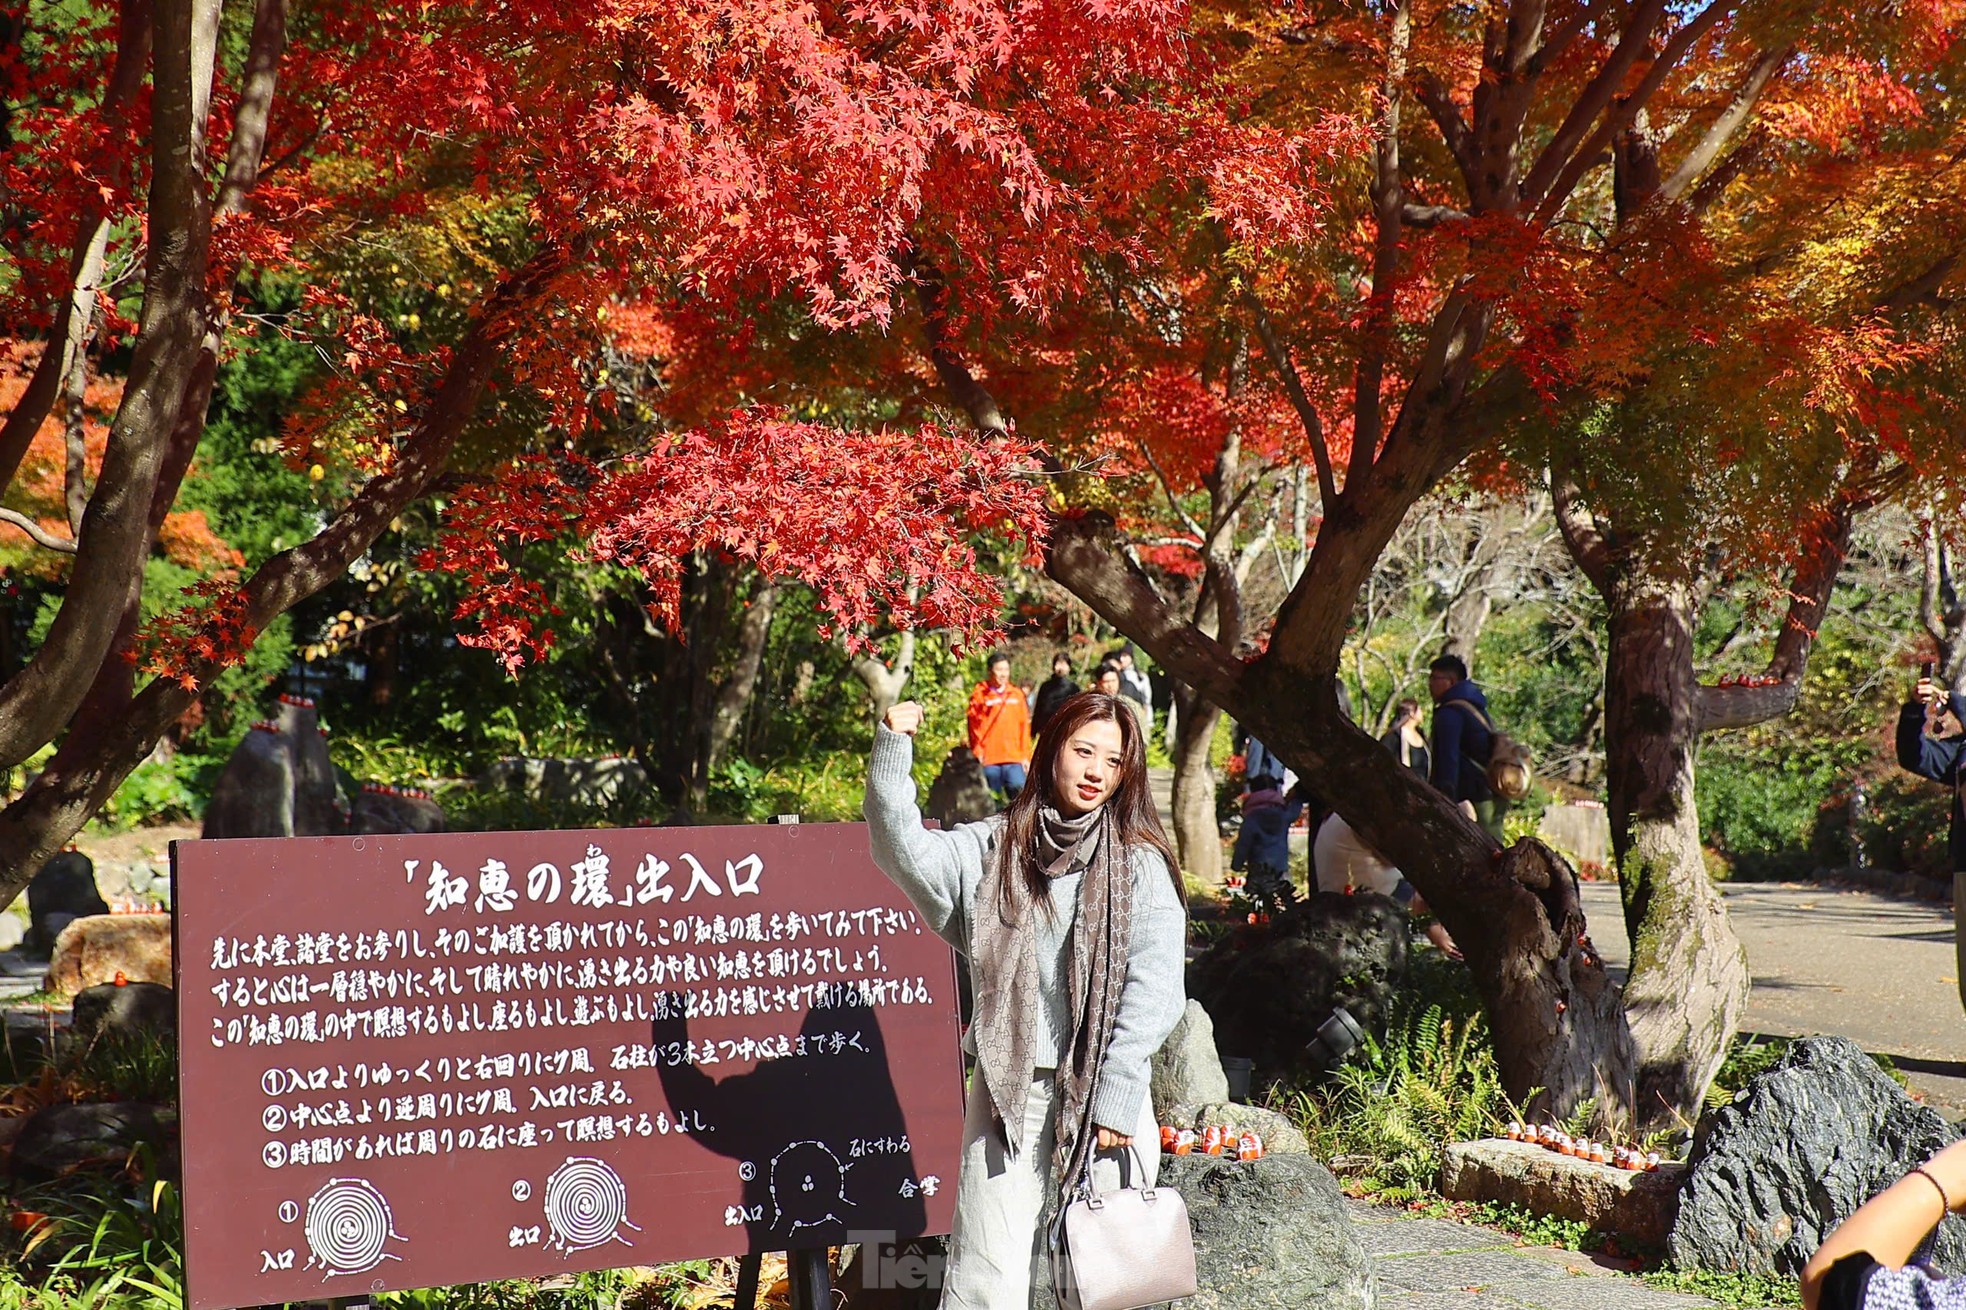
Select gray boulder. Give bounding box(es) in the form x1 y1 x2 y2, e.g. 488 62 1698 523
71 980 176 1045
351 785 447 834
479 755 650 808
1670 1035 1966 1277
8 1102 176 1182
1152 999 1231 1116
1031 1152 1372 1310
280 695 345 836
25 850 108 954
1164 1101 1311 1156
925 746 994 829
1187 891 1408 1082
1160 1152 1374 1310
202 719 297 838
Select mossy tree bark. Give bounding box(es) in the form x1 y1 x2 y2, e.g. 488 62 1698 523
1601 576 1748 1125
1557 475 1870 1126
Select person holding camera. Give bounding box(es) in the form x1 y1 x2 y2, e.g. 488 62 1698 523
1897 666 1966 1007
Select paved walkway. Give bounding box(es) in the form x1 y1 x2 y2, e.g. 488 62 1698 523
1348 1198 1739 1310
1581 880 1966 1115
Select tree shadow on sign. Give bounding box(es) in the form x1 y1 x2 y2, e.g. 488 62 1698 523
651 995 930 1256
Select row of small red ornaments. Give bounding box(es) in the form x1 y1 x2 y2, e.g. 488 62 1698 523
1505 1122 1660 1171
1160 1125 1264 1160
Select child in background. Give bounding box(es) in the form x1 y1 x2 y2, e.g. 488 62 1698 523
1231 773 1303 909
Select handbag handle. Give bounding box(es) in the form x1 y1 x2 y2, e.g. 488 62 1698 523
1079 1141 1157 1207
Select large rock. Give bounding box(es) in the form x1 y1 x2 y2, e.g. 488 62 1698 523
1164 1101 1311 1156
45 915 173 999
1670 1035 1966 1277
350 785 447 834
71 981 176 1045
925 747 994 830
1188 891 1408 1082
24 850 108 954
281 695 345 837
204 697 347 839
479 755 651 808
1152 999 1230 1115
1443 1138 1684 1249
8 1103 176 1181
1540 802 1611 869
202 718 297 838
1161 1152 1374 1310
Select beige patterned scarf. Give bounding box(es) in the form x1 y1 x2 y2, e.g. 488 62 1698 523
972 802 1135 1193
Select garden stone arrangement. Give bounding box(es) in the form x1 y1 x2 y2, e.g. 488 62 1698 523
1671 1034 1966 1277
1187 891 1408 1082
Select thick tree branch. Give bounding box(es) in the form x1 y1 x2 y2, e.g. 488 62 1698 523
1519 0 1673 209
907 254 1009 438
1414 70 1477 193
1532 0 1734 221
1246 291 1338 509
1551 466 1616 592
1352 0 1412 487
1660 46 1790 202
0 0 152 497
1402 203 1469 227
0 255 553 897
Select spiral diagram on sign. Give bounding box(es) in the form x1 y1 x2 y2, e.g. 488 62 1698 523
543 1157 641 1253
302 1178 404 1278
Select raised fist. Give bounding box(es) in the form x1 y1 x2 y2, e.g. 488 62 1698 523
883 701 925 737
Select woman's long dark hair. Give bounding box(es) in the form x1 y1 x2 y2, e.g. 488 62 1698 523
995 691 1183 920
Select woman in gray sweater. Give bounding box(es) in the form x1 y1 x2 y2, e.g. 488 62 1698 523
866 691 1189 1310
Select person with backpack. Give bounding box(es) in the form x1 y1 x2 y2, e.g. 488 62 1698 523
1428 654 1511 841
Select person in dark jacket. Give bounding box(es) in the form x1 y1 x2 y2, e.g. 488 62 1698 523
1427 655 1503 841
1897 674 1966 1007
1031 651 1080 736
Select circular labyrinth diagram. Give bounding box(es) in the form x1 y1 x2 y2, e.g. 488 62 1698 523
543 1157 641 1253
769 1141 853 1236
302 1178 404 1277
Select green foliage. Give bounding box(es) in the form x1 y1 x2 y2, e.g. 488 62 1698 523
1705 1033 1905 1111
1283 954 1507 1201
4 1145 182 1309
1461 1200 1594 1250
95 750 224 830
1850 770 1953 879
61 1027 179 1106
1644 1267 1801 1307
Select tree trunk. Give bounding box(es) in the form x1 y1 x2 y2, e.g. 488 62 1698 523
707 582 778 772
1603 579 1750 1127
1047 512 1638 1124
1169 682 1221 884
850 626 917 725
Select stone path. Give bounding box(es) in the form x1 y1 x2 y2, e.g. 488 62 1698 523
1346 1198 1748 1309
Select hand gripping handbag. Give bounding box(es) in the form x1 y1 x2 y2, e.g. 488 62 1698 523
1050 1144 1198 1310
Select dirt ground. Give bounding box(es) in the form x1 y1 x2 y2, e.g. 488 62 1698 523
70 822 201 866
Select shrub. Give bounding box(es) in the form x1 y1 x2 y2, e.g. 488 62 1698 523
1850 770 1953 879
1278 952 1508 1201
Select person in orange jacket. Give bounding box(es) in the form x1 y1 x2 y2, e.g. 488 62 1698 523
968 652 1033 803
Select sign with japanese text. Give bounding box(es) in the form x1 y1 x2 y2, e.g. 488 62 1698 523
173 824 964 1310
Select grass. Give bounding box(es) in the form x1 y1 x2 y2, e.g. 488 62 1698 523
1644 1267 1802 1308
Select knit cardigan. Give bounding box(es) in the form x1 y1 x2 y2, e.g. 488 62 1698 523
863 722 1188 1135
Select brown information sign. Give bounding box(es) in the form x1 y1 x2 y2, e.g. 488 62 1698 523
173 824 964 1310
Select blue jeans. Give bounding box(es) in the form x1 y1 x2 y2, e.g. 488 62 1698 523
982 763 1026 801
